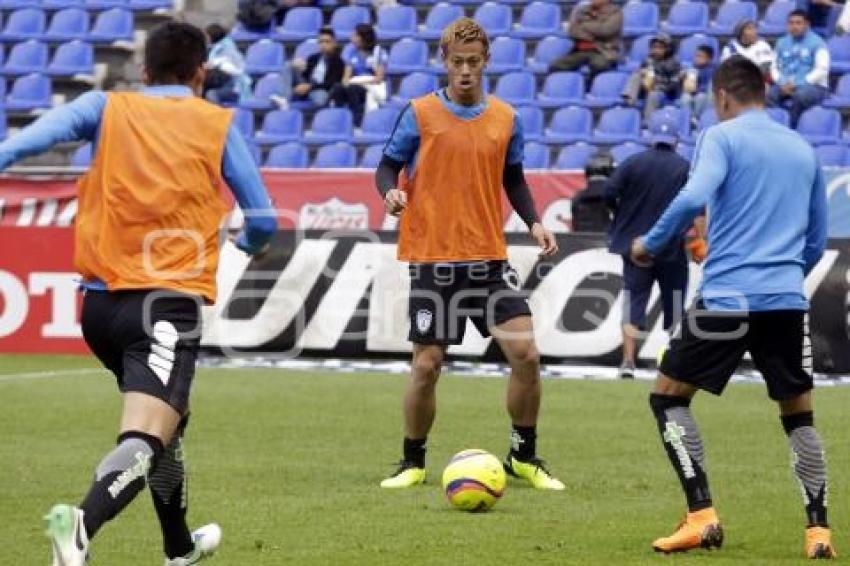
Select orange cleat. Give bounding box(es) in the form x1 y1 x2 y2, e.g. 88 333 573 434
805 526 837 559
652 507 723 554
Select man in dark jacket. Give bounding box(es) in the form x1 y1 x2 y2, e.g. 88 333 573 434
551 0 623 80
293 26 344 107
623 33 683 122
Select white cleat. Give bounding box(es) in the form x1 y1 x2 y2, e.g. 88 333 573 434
44 504 89 566
164 523 222 565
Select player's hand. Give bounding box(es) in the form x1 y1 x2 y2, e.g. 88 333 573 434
687 237 707 264
531 222 558 257
294 83 311 96
630 237 654 267
384 189 407 217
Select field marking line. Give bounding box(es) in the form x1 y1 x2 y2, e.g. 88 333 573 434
0 368 106 383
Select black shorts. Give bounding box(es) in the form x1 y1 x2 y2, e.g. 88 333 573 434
621 253 688 330
660 301 813 401
81 289 202 414
407 261 532 345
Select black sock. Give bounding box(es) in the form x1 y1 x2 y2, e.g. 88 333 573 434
81 431 163 538
510 425 537 461
782 411 829 527
149 417 193 559
403 437 426 468
649 394 712 512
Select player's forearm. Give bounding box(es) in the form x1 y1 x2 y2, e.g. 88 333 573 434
643 192 704 256
375 154 404 197
503 162 540 229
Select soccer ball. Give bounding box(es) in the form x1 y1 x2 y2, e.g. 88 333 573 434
442 449 506 512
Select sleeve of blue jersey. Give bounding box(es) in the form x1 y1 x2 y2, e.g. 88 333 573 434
506 111 525 166
383 104 419 164
803 161 828 275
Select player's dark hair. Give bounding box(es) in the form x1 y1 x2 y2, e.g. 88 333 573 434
145 21 208 85
318 25 335 39
205 23 227 44
712 55 765 104
788 8 810 22
355 23 377 51
696 45 714 59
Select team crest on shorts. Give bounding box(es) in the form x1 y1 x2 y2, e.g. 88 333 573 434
416 309 433 334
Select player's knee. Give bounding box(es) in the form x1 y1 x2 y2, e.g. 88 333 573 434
510 341 540 371
411 351 443 382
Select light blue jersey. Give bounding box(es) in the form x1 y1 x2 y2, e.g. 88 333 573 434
642 109 827 311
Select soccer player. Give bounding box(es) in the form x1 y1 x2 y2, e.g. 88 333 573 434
0 23 277 565
631 56 833 558
375 18 564 491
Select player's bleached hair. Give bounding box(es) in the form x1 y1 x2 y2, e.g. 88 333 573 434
440 17 490 58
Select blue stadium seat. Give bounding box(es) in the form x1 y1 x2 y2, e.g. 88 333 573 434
265 142 308 168
2 40 47 76
623 2 658 38
0 0 37 7
494 71 536 106
88 8 133 43
593 107 642 144
544 106 593 144
354 106 400 144
2 8 46 42
386 39 430 75
376 5 417 41
247 143 262 165
85 0 127 8
620 33 652 72
293 38 319 63
698 107 717 130
709 1 758 36
825 74 850 108
554 142 598 169
229 22 273 42
360 143 385 168
390 72 438 107
487 36 526 74
815 143 846 167
330 6 370 40
662 2 709 36
676 143 694 161
46 40 93 76
0 110 6 140
610 142 647 165
6 73 51 111
766 106 790 127
473 2 512 37
313 142 357 168
761 0 795 35
304 107 354 144
584 71 630 108
275 7 322 42
231 108 255 139
677 34 719 65
244 40 285 75
537 71 585 108
797 106 841 145
528 35 572 74
517 105 544 142
239 73 285 110
44 9 90 42
71 143 92 167
254 109 303 145
43 0 84 8
418 3 464 40
646 106 692 142
127 0 173 10
828 36 850 74
511 2 562 39
523 141 550 169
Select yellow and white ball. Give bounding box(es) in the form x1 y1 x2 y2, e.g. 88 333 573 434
442 449 506 512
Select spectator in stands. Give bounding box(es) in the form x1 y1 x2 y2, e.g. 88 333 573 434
623 34 682 122
237 0 279 31
798 0 840 37
550 0 623 80
292 26 344 107
204 23 252 104
681 45 716 120
721 20 775 76
330 23 388 125
768 9 830 127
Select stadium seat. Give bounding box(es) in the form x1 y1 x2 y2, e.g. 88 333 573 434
46 40 93 76
761 0 795 35
254 109 303 145
354 106 400 144
2 40 47 76
2 8 46 42
527 35 573 74
85 0 128 8
473 2 512 37
6 73 51 111
71 143 92 167
517 105 544 142
0 110 7 140
265 142 309 168
231 108 255 139
494 71 536 106
828 36 850 74
127 0 173 10
645 106 692 142
0 0 38 7
676 143 694 161
330 6 370 40
274 7 322 42
824 74 850 108
677 34 719 65
623 2 658 38
610 142 647 165
662 2 709 36
554 142 598 169
88 8 133 43
244 40 285 75
360 143 385 168
313 142 358 168
487 36 526 74
390 72 438 107
796 106 841 145
584 71 630 108
43 0 84 7
537 72 585 108
709 1 758 36
386 39 430 75
544 106 593 144
592 107 642 144
523 141 550 169
766 106 790 127
698 107 718 130
417 3 463 40
239 72 285 110
292 38 319 64
815 143 846 166
229 21 273 42
375 5 417 41
304 107 354 144
511 2 562 39
44 9 90 42
247 143 262 166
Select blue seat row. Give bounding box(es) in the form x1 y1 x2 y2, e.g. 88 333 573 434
0 7 133 43
1 39 93 76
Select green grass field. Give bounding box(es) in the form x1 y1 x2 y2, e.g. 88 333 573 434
1 354 848 565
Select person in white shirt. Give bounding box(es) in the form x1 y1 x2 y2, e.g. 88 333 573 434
721 20 774 75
